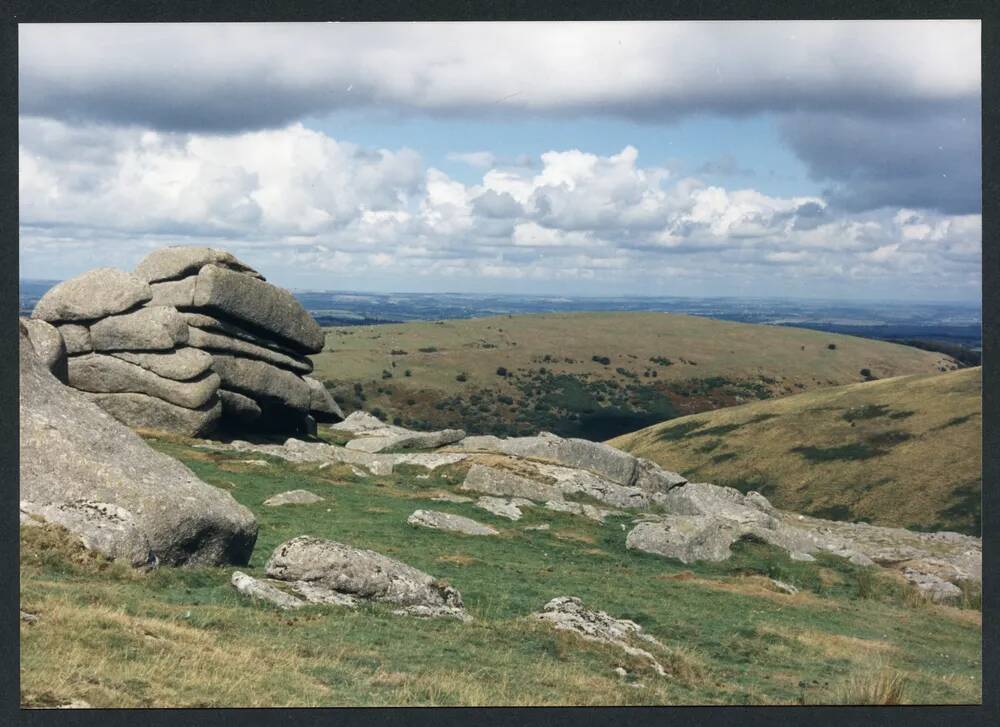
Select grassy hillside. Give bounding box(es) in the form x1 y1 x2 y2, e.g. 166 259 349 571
20 433 980 707
311 313 958 441
610 368 981 535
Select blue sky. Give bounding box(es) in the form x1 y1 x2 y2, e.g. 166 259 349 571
18 21 982 302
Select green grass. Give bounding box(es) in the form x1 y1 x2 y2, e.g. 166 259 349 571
20 435 981 707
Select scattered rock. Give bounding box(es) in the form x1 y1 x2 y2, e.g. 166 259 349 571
265 536 469 620
20 320 257 566
407 509 499 536
431 493 474 504
20 610 39 624
231 571 305 610
902 569 963 604
263 490 325 507
544 500 621 523
524 523 551 531
475 496 528 521
32 268 151 323
534 596 667 676
767 578 799 595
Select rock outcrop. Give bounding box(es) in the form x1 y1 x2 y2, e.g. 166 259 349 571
19 319 257 566
264 536 470 620
30 246 343 436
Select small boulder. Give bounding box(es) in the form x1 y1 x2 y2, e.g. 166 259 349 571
230 571 305 610
475 496 528 521
625 517 743 563
265 536 469 620
407 509 499 536
263 490 324 507
32 268 151 323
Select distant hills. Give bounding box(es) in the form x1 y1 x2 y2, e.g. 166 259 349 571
311 312 960 442
610 367 981 535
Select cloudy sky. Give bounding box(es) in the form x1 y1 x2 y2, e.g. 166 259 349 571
19 21 981 301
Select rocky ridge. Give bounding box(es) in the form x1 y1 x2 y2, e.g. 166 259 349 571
29 246 343 437
199 414 981 604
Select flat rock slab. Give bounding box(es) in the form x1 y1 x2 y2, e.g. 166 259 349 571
407 509 499 536
135 246 263 283
263 490 325 507
534 596 667 676
265 536 469 620
111 347 214 381
626 517 744 563
68 353 220 409
89 306 189 352
20 320 256 566
459 463 564 502
191 265 325 354
32 268 152 323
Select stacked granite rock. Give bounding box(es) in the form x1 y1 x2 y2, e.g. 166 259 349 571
30 246 343 437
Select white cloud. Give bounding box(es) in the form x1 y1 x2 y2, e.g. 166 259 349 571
18 118 981 298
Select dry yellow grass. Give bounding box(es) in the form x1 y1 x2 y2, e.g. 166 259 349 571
611 368 981 533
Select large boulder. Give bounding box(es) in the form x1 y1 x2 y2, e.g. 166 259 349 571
90 306 189 352
135 246 263 283
190 265 325 354
625 517 744 563
19 320 257 565
21 318 68 383
32 268 152 323
67 353 220 409
265 536 469 620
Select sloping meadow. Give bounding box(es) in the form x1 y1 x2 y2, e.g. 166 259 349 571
20 431 981 707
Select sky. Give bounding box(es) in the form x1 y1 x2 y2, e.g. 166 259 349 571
18 21 982 302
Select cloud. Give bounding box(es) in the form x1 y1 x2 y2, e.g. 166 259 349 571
19 118 981 299
20 22 979 131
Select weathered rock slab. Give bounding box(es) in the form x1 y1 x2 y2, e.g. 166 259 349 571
407 509 499 536
191 265 324 353
218 389 262 423
626 517 744 563
56 324 92 354
90 306 189 351
135 246 263 283
210 354 311 412
188 326 313 374
111 347 214 381
82 392 222 438
68 354 220 409
19 499 154 567
32 268 151 323
231 571 305 610
345 428 466 453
